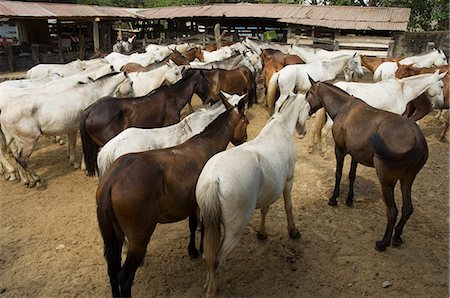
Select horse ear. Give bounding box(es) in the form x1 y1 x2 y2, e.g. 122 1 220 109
220 90 231 99
307 74 316 85
220 94 234 111
237 97 246 112
353 52 357 57
438 70 447 78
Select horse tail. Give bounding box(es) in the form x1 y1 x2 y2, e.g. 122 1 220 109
249 70 257 108
80 110 100 177
369 132 427 166
197 177 222 271
97 145 114 177
266 71 280 115
373 67 382 82
96 183 123 296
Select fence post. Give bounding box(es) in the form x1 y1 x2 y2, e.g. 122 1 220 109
57 37 64 63
78 34 85 60
387 40 395 58
31 43 40 65
333 40 339 51
5 44 14 71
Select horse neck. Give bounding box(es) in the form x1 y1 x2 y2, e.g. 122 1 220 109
322 56 350 78
172 74 199 110
277 98 305 136
361 57 380 73
198 110 241 152
401 74 439 104
84 74 125 103
317 83 353 119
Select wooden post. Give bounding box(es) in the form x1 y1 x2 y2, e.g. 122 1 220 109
387 40 395 58
79 34 85 60
31 43 40 65
333 40 339 51
202 32 206 47
93 18 100 51
5 45 14 71
214 23 222 49
58 36 64 63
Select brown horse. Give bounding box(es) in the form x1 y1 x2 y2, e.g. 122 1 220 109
305 77 428 252
120 49 190 73
360 55 403 74
96 97 248 297
80 69 210 176
193 65 257 108
182 47 204 62
396 64 449 140
203 41 235 52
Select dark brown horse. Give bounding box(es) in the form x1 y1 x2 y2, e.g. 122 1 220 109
193 65 257 108
96 97 248 297
182 47 204 62
120 49 190 73
305 77 428 252
80 69 210 176
396 64 449 140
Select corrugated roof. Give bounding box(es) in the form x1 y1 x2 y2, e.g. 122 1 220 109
135 3 410 31
0 1 410 31
0 0 137 19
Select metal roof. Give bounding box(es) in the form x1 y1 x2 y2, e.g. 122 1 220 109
0 0 137 19
135 3 411 31
0 1 410 31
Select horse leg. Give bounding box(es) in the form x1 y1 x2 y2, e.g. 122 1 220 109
68 132 80 169
374 171 398 251
321 118 333 159
307 120 317 154
118 226 156 297
439 116 449 142
345 158 358 207
256 206 269 240
392 177 414 246
0 130 17 181
188 214 200 259
80 154 86 171
329 148 345 206
283 177 301 239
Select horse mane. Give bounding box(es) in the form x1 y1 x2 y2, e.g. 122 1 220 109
91 71 121 82
141 69 199 97
321 81 354 98
198 107 233 137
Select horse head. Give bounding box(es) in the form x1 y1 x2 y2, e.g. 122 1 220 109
220 92 248 146
426 70 448 108
344 53 365 81
305 75 322 115
434 49 448 67
164 61 183 84
114 73 134 97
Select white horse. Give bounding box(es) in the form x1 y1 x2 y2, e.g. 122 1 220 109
243 37 292 55
113 35 136 53
289 45 357 63
202 46 234 63
374 50 448 81
128 60 182 96
0 73 62 88
266 54 365 115
196 92 310 298
105 51 159 72
0 72 133 187
309 71 447 156
97 92 245 176
26 59 86 79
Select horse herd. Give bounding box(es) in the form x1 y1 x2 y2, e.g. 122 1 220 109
0 37 448 297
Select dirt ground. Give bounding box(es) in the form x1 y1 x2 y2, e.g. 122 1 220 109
0 93 448 297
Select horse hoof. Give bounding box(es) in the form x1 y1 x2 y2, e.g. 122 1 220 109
345 199 353 207
289 229 301 239
256 231 268 240
72 163 81 170
392 237 403 247
188 248 200 259
375 241 387 252
328 199 338 206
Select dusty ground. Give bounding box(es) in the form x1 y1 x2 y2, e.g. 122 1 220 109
0 94 448 297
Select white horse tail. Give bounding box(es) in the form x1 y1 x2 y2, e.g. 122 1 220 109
266 71 280 115
97 145 114 177
373 67 382 82
197 177 222 270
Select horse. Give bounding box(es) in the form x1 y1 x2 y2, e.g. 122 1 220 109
266 54 365 115
305 77 428 252
80 69 210 176
120 50 189 73
360 55 403 74
202 46 235 63
396 64 449 140
374 49 448 81
182 47 204 62
243 37 292 55
289 45 357 63
127 60 183 97
193 65 257 108
203 41 235 52
196 93 310 297
26 59 86 79
0 72 133 187
113 35 136 54
0 73 62 88
96 96 248 297
97 92 245 176
308 71 446 157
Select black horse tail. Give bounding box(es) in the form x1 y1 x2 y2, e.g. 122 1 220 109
369 133 422 166
97 184 123 297
80 110 100 177
249 72 257 108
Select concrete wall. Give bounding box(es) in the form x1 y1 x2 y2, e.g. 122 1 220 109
392 31 449 58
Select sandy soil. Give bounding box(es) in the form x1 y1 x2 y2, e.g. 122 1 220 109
0 95 448 297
